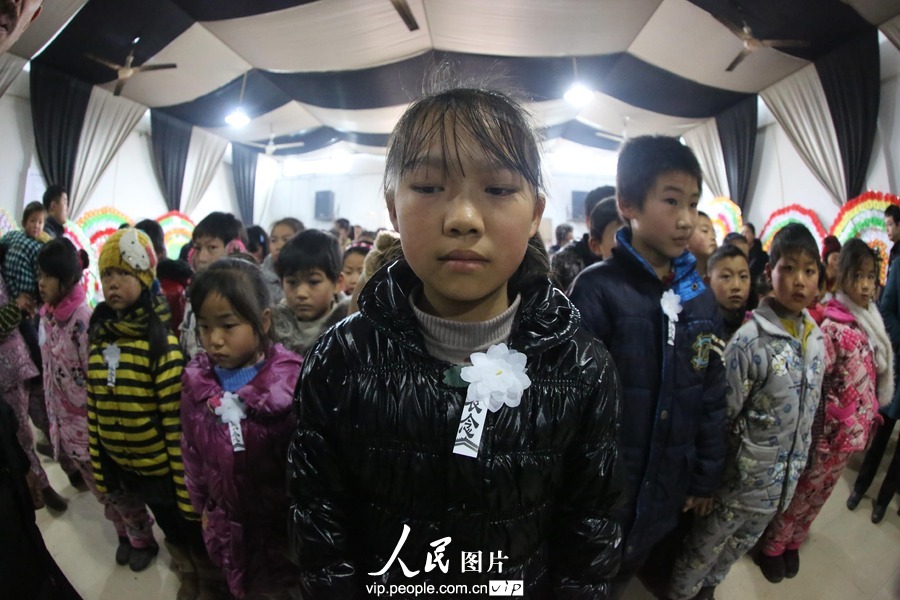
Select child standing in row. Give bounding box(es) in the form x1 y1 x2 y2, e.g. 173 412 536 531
263 217 304 304
667 223 825 600
569 135 726 598
181 212 247 359
688 211 717 278
1 201 49 313
289 87 622 598
87 229 205 591
0 268 66 511
38 238 156 566
181 258 303 599
2 201 50 385
271 230 349 357
135 219 193 336
757 238 892 582
705 244 751 340
341 242 372 296
588 196 623 263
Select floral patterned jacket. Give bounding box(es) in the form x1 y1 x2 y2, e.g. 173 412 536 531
820 299 881 453
40 284 92 463
719 298 826 513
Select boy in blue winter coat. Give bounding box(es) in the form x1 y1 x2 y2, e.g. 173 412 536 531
570 135 727 598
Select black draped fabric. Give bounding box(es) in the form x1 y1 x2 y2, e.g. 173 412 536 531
150 110 192 211
715 96 758 210
29 62 91 195
815 29 880 202
231 143 258 225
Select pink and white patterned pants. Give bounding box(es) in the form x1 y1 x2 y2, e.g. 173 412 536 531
761 447 852 556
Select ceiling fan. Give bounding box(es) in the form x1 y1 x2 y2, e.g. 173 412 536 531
85 36 177 96
712 13 808 71
246 128 307 156
389 0 419 31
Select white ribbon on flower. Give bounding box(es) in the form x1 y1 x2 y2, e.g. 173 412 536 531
660 289 682 346
216 391 247 452
102 343 121 387
453 344 531 458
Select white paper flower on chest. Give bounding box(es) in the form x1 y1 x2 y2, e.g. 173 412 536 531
215 391 247 425
660 289 683 323
460 343 531 412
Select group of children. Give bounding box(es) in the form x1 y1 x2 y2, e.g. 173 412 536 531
2 84 895 600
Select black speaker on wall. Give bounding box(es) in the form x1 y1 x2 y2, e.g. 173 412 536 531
571 190 589 221
315 190 334 221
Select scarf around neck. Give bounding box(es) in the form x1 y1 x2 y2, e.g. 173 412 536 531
835 291 895 407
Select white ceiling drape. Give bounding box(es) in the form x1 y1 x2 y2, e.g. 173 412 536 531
69 88 147 217
0 54 27 99
761 63 846 206
682 118 729 199
181 126 228 216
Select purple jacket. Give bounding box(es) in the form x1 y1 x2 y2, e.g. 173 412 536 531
181 344 302 598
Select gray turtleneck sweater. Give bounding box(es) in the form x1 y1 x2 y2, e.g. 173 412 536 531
410 293 521 364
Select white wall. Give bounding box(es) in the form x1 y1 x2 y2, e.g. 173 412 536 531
743 122 841 233
261 157 387 232
0 77 34 215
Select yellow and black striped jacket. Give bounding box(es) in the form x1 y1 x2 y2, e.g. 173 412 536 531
86 297 195 519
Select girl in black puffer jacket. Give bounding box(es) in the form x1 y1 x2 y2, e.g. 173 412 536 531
288 87 623 599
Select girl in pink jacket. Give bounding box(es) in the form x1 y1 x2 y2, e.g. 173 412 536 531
758 239 893 582
38 239 155 566
181 257 303 599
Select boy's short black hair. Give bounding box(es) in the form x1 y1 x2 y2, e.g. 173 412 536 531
276 229 342 281
22 201 45 225
742 222 756 235
768 223 819 267
616 135 702 212
42 185 66 211
554 223 573 244
589 197 622 241
134 219 167 259
723 232 748 246
885 205 900 223
584 185 615 220
193 212 244 245
707 243 749 273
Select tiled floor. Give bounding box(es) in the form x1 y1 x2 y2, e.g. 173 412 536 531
36 449 900 599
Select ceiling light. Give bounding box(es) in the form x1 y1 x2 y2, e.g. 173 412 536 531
225 71 250 128
225 108 250 127
563 58 593 108
564 83 593 107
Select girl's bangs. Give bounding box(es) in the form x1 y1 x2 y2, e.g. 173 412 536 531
387 90 543 194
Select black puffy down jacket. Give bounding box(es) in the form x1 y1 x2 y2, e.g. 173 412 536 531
289 260 622 599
